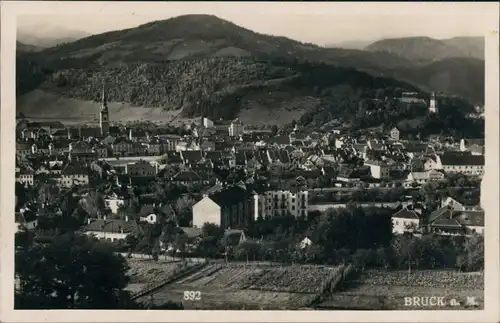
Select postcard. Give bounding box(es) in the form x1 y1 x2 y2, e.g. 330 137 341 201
1 1 499 322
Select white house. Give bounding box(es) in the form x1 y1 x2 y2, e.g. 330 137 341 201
104 193 127 214
365 160 391 179
423 155 441 171
391 207 420 234
405 169 444 187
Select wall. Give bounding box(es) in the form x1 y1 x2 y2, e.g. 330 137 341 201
192 197 221 228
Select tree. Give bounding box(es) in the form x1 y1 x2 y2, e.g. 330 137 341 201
271 125 278 136
15 232 132 309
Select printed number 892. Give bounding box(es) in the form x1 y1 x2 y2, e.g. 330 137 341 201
183 290 201 301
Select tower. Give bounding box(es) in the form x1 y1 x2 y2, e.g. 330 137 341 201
429 92 437 114
100 82 110 136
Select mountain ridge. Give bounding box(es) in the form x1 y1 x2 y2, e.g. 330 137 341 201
17 14 484 127
365 36 484 62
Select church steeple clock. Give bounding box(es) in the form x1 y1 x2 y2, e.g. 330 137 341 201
100 82 110 136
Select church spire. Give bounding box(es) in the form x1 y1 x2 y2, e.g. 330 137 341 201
101 81 108 111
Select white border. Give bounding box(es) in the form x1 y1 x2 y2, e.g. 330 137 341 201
1 2 499 322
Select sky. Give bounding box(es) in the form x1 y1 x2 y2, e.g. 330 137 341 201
15 2 499 46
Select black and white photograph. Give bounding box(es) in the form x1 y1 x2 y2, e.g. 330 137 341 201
2 1 499 321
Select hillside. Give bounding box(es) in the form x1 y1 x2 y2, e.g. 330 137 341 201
391 57 485 105
365 36 484 62
16 14 484 124
18 56 420 124
16 41 41 53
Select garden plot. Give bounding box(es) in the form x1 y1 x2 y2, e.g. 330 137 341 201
125 258 190 293
136 263 343 309
317 269 484 310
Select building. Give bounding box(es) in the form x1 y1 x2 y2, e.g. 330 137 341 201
439 154 484 176
16 168 34 187
100 83 110 136
84 217 141 242
255 187 308 219
229 119 244 137
364 160 391 179
428 206 484 236
391 207 420 234
192 186 255 229
104 193 127 214
390 127 400 141
429 92 437 113
125 159 158 177
60 164 89 188
201 116 214 128
405 169 444 186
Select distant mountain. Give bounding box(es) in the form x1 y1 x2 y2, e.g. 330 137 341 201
16 41 41 53
325 40 373 50
17 23 90 48
365 36 484 62
389 57 485 105
16 14 484 126
442 37 484 60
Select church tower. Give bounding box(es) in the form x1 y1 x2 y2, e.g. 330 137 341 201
100 82 110 136
429 92 437 114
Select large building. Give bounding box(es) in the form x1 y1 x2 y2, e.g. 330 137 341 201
255 187 308 219
192 186 255 230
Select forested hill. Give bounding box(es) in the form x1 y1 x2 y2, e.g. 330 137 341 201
17 14 484 126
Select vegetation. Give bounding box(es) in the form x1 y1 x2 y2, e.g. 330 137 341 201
15 230 133 309
17 14 484 124
365 36 484 62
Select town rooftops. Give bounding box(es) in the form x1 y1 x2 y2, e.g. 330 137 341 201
210 186 250 207
84 218 142 235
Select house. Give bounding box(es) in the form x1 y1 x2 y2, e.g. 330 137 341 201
405 169 444 187
104 193 127 214
423 155 440 171
391 207 420 234
112 137 133 156
60 164 89 188
439 153 484 176
428 206 484 236
441 196 481 212
125 159 157 177
229 119 244 137
83 217 142 242
390 127 401 141
16 168 34 187
364 160 391 179
255 185 308 219
192 186 255 229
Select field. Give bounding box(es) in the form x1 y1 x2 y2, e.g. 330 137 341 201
124 258 194 294
17 89 304 126
316 269 484 310
136 263 344 309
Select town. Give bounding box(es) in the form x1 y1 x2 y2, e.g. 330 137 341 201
14 85 485 310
